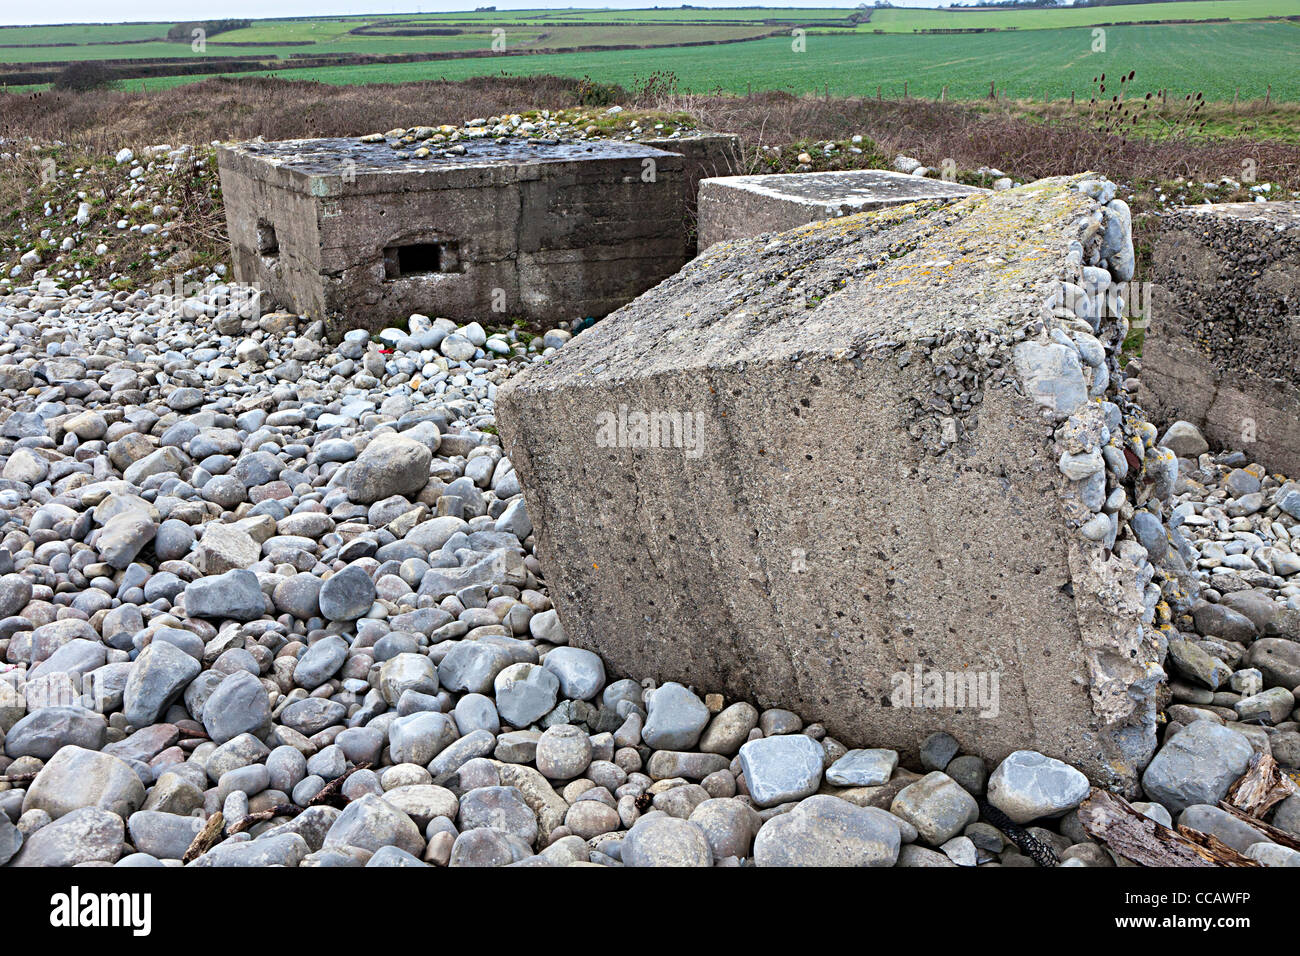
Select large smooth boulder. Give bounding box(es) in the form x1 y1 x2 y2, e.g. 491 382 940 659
323 794 424 856
11 807 125 866
23 746 146 820
202 670 272 744
1141 721 1254 814
184 568 267 621
754 795 901 867
4 706 106 760
127 810 206 860
189 833 310 867
987 750 1091 824
388 712 457 766
293 636 350 690
345 434 432 504
457 786 539 846
379 653 439 704
889 772 979 846
738 734 825 808
622 814 712 867
123 639 201 728
319 565 376 622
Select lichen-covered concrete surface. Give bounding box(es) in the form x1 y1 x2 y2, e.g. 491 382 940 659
500 175 1184 793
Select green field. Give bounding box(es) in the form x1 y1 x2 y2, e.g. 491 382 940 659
0 39 487 63
0 22 169 45
1 4 1297 102
0 20 777 63
0 31 781 64
211 19 774 45
394 7 859 21
76 21 1298 103
864 0 1297 30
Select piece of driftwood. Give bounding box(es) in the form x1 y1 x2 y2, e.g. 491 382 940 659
307 761 372 808
227 803 302 835
1216 800 1300 852
1078 789 1257 867
1175 825 1261 865
1224 752 1296 818
182 810 225 864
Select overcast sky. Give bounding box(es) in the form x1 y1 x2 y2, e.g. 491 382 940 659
2 1 965 29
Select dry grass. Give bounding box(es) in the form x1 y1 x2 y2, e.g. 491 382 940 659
3 75 1296 291
0 74 597 154
3 76 1296 192
1016 96 1300 145
0 138 226 287
667 91 1300 192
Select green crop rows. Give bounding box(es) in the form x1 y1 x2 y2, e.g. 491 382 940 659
1 4 1296 102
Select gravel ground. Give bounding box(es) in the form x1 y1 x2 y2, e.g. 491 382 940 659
0 253 1297 866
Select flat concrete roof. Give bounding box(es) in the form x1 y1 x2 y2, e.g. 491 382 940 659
226 136 675 176
1175 200 1300 227
705 169 987 213
696 168 991 250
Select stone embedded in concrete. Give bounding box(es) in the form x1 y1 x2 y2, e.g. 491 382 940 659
218 137 691 338
696 169 988 250
1138 201 1300 475
499 175 1171 792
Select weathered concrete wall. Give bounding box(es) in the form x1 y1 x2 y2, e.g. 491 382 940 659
697 169 987 250
217 138 688 338
499 175 1185 793
1138 202 1300 475
217 149 326 320
639 133 742 257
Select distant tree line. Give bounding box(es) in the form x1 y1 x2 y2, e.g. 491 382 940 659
950 1 1067 8
166 19 251 41
949 0 1225 6
1071 0 1217 6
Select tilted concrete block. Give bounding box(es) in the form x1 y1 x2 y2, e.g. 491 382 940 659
1138 201 1300 475
697 169 987 251
500 175 1187 793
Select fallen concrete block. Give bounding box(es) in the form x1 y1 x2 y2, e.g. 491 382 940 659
1138 201 1300 475
696 169 987 250
500 175 1183 793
